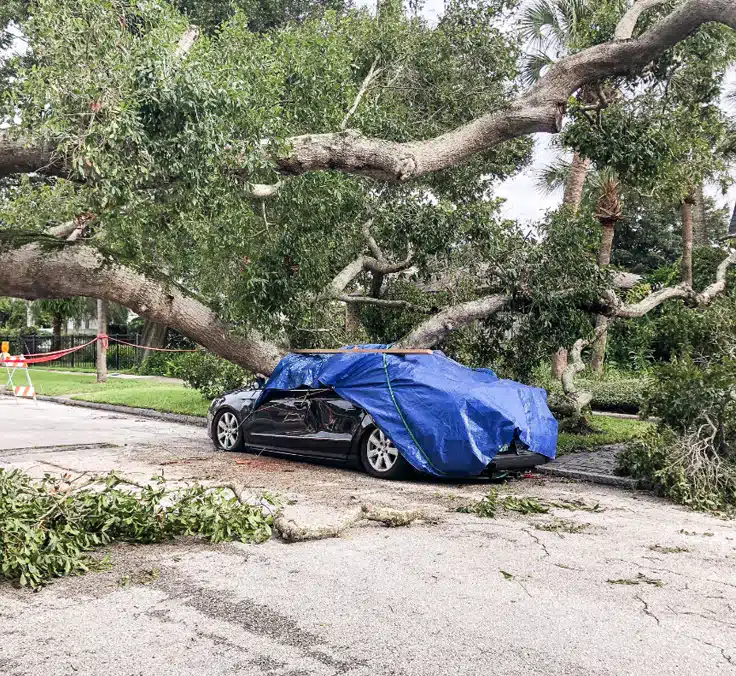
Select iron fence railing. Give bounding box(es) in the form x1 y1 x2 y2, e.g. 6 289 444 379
0 334 142 371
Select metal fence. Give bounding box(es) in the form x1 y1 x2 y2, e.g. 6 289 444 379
0 334 143 371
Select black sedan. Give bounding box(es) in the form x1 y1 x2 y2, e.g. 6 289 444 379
208 383 550 479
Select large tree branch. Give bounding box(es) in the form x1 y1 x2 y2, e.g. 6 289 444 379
1 1 733 183
395 294 509 348
273 0 736 182
614 0 669 40
0 136 61 177
600 251 736 318
0 244 284 374
558 249 736 417
323 220 414 302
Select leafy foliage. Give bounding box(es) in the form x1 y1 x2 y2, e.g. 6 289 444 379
617 426 736 513
0 469 275 587
618 352 736 513
174 350 250 399
642 354 736 443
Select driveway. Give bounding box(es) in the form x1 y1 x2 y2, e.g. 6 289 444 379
1 400 735 676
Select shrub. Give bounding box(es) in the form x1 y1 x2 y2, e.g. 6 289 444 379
173 351 249 400
0 470 275 587
617 353 736 513
617 427 736 513
137 351 189 377
642 355 736 445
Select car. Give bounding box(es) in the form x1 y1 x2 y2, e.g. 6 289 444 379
207 382 551 479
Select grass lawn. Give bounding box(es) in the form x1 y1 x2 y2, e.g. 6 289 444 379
75 386 210 417
557 415 653 454
18 369 210 416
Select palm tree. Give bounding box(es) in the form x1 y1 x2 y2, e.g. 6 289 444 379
520 0 603 213
520 0 610 377
590 171 622 373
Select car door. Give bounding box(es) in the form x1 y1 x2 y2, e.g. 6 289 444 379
300 389 364 459
243 389 312 453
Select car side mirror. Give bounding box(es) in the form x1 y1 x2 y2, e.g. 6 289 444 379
251 376 266 389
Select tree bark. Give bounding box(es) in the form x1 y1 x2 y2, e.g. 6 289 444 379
551 349 569 379
692 183 707 246
590 218 617 374
51 313 63 352
141 320 168 361
681 196 695 287
0 244 284 375
96 299 108 383
562 152 591 211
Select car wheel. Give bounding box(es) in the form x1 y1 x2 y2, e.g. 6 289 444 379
213 409 244 452
360 426 408 479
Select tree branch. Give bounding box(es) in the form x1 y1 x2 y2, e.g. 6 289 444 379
395 294 509 348
323 220 414 303
615 0 669 40
341 56 383 131
0 243 284 374
558 249 736 416
174 25 200 59
272 0 736 181
334 293 429 312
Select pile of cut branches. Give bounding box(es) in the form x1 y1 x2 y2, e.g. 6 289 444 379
0 470 275 587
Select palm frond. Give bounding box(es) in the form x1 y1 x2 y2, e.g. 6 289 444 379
522 51 555 87
519 0 562 52
536 158 572 194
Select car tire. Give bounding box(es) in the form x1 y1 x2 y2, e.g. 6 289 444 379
213 409 244 452
360 426 409 479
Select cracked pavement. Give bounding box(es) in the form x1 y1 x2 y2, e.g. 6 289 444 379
1 399 736 675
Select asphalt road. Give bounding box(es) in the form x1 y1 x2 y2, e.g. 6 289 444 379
1 400 736 676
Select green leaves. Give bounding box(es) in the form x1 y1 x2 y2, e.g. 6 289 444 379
0 469 276 588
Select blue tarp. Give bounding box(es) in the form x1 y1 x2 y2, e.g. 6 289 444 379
260 346 558 477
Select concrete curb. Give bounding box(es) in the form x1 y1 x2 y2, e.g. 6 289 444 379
535 464 639 489
0 390 207 428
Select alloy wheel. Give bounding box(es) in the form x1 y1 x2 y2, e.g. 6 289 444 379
216 411 239 450
366 428 399 472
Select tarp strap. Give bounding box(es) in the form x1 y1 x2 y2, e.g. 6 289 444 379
381 353 447 476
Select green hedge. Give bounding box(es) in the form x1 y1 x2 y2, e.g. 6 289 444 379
540 373 646 414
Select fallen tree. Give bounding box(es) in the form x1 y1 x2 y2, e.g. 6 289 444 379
0 0 734 380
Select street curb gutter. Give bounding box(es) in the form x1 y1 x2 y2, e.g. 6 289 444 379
0 390 207 428
536 464 638 489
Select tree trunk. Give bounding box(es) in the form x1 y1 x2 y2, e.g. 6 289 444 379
562 152 591 211
551 349 568 379
140 320 168 361
51 313 62 351
692 183 707 245
728 202 736 238
553 152 592 376
25 300 33 328
590 219 617 374
0 244 284 375
96 299 108 383
345 303 362 338
597 220 616 267
681 196 695 287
